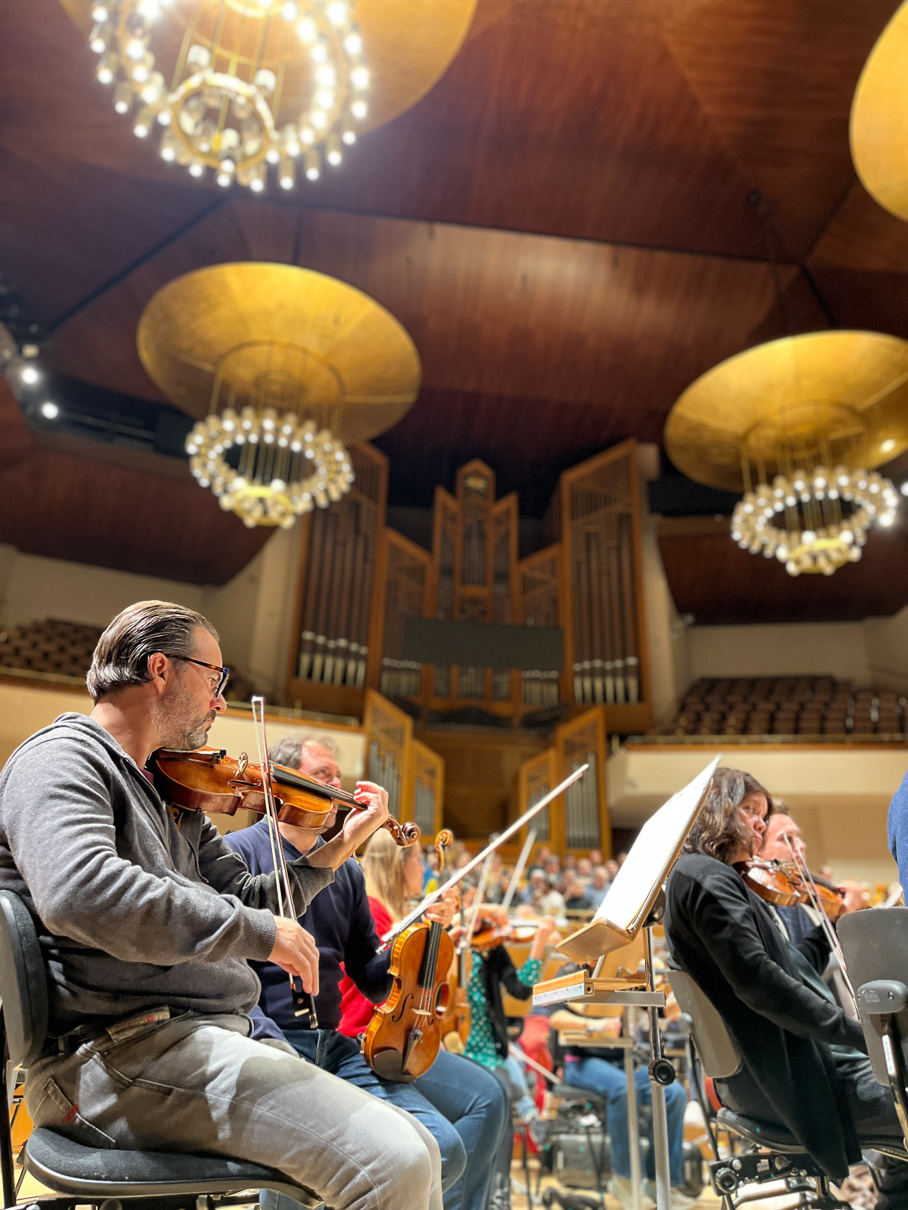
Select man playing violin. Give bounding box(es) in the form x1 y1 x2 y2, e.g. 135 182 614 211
0 600 442 1210
224 735 510 1210
664 767 908 1205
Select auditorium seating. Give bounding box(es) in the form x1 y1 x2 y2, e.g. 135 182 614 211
0 618 259 703
656 676 906 739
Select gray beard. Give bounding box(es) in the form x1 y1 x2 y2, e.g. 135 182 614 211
152 682 212 751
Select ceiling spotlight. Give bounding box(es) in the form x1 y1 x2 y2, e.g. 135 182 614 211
20 365 40 385
39 401 59 420
901 481 908 497
881 438 897 454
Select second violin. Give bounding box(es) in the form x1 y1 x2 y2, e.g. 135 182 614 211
152 746 420 847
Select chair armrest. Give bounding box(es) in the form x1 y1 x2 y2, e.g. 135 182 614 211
857 980 908 1016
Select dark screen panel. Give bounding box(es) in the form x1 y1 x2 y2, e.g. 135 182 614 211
403 617 564 672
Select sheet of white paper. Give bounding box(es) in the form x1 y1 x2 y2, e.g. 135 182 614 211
593 755 722 934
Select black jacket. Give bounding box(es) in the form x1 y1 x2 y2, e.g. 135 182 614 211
664 852 866 1181
479 943 533 1059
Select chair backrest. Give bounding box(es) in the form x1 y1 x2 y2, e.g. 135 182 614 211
839 907 908 1086
667 969 742 1079
0 889 49 1068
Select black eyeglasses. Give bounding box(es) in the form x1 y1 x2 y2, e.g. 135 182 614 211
165 655 230 698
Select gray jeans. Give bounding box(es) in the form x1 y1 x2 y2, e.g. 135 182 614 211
24 1010 443 1210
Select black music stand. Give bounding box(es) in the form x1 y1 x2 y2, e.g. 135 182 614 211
533 757 720 1210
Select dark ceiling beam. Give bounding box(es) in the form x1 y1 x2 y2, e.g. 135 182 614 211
46 197 228 333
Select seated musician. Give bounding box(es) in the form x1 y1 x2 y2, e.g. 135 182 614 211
665 766 908 1204
225 736 509 1210
548 977 692 1210
455 891 560 1208
0 600 442 1210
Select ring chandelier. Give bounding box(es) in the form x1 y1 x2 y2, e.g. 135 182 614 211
664 331 908 578
137 263 421 530
86 0 368 191
186 405 353 528
731 466 899 576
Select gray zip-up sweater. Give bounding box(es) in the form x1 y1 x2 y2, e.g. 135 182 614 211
0 714 334 1035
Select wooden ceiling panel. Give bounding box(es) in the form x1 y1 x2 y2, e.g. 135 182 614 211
297 0 767 253
809 181 908 274
46 205 803 424
0 149 218 325
659 527 908 625
662 0 902 259
0 445 271 584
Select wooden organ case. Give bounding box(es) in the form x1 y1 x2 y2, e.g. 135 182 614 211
286 439 650 850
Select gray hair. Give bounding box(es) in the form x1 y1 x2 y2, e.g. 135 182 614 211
86 600 218 703
268 734 340 769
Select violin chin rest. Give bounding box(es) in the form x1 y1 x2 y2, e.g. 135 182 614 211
442 1032 465 1055
367 1047 418 1084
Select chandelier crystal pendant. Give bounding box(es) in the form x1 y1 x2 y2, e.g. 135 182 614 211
87 0 368 191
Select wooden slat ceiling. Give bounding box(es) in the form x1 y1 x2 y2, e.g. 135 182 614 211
0 0 906 621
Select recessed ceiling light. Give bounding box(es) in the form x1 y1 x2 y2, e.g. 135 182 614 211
39 401 59 420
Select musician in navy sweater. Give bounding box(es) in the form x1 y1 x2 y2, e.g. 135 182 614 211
225 736 509 1210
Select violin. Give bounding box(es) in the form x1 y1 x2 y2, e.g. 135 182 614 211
470 916 542 951
362 831 457 1083
741 858 846 921
150 747 420 848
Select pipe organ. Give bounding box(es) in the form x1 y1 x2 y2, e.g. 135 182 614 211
363 689 443 837
286 439 649 850
288 438 649 735
517 707 610 855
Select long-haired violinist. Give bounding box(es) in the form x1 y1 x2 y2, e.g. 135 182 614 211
665 766 908 1208
0 600 440 1210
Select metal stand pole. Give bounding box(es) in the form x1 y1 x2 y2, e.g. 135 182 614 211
625 1003 643 1210
643 926 673 1210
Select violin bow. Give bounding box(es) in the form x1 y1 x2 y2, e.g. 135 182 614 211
251 695 318 1025
500 828 537 912
379 763 589 950
783 834 857 1010
457 844 496 956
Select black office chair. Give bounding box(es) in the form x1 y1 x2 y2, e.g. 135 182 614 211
0 889 324 1210
667 969 906 1210
839 907 908 1149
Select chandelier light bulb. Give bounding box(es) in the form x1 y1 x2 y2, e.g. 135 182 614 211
89 21 111 52
279 156 296 189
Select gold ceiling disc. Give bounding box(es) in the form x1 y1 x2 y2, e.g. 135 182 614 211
60 0 477 138
664 330 908 492
850 1 908 222
137 262 421 442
